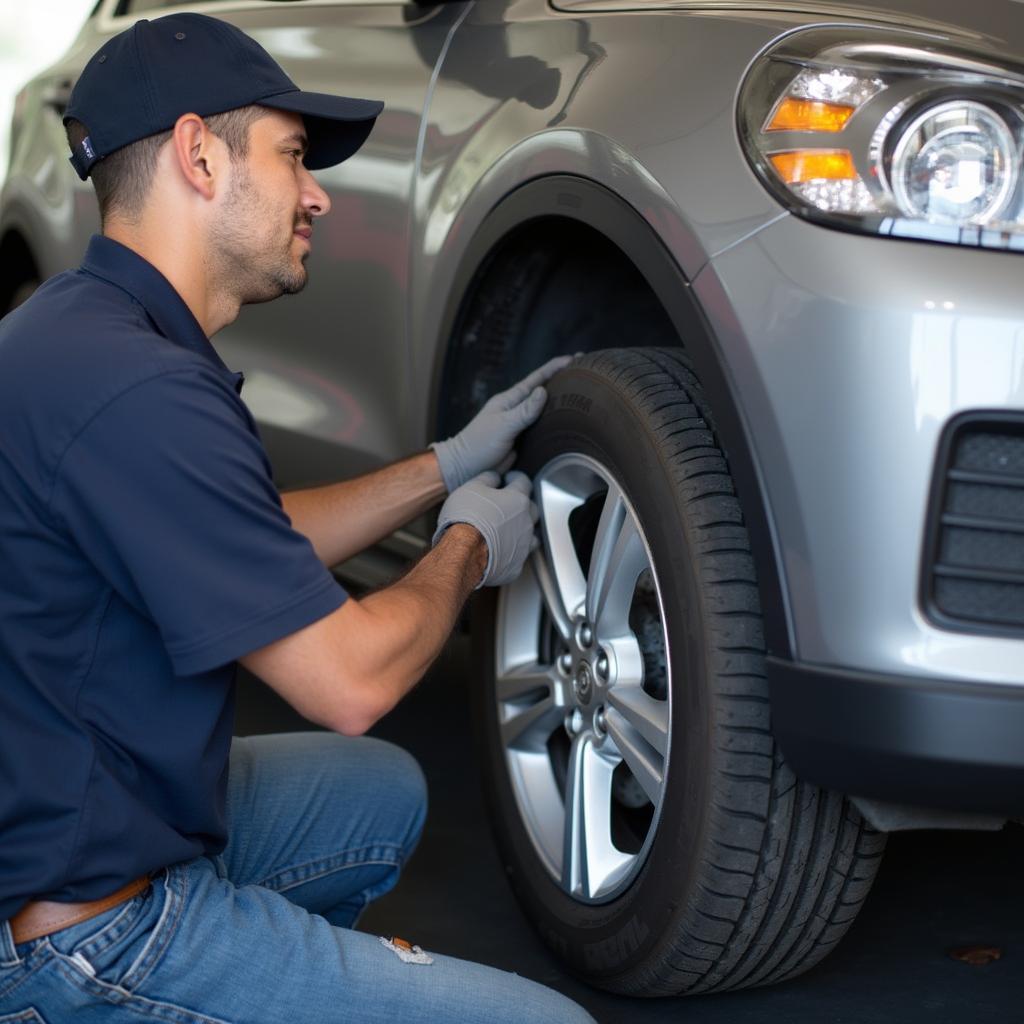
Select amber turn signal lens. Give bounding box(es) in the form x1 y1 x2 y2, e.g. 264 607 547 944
766 98 856 133
769 150 858 184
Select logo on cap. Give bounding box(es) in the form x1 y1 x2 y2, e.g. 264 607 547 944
82 137 95 161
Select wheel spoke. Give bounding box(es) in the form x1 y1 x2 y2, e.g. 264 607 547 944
561 734 632 898
530 549 572 643
562 734 589 896
585 481 626 625
496 662 556 703
500 689 562 753
604 709 665 806
606 684 669 757
601 634 646 688
586 493 648 636
537 476 588 624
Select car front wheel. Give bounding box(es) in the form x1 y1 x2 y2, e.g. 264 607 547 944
472 347 886 995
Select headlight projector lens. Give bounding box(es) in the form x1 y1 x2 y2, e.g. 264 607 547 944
890 100 1018 224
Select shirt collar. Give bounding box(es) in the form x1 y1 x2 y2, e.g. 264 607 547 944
80 235 245 394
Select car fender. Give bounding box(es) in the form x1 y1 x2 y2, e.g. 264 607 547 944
0 187 62 285
423 168 794 660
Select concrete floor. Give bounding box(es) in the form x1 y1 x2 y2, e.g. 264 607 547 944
236 633 1024 1024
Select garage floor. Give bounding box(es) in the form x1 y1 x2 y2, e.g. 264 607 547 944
236 633 1024 1024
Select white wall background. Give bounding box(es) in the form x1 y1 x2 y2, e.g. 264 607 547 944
0 0 96 186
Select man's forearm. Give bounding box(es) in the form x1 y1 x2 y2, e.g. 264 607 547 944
280 450 447 567
238 522 487 736
350 522 488 722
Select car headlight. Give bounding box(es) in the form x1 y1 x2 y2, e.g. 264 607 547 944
889 100 1017 222
738 27 1024 251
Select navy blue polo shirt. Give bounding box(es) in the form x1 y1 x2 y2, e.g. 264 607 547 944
0 235 348 921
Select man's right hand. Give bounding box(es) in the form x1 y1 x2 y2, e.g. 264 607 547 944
432 470 538 588
429 355 573 492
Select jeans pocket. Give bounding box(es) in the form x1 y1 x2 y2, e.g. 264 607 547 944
62 876 169 992
0 1010 50 1024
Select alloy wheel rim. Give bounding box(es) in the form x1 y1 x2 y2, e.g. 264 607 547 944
494 453 672 904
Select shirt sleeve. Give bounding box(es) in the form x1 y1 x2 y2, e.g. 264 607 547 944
50 367 348 676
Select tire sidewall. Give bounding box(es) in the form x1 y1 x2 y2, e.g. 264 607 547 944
474 362 721 983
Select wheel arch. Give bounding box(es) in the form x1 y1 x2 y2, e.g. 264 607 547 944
428 174 793 660
0 226 42 315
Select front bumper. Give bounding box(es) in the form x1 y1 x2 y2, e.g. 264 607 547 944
695 214 1024 812
697 213 1024 688
769 658 1024 816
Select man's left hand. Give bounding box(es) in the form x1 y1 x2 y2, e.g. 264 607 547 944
430 354 574 493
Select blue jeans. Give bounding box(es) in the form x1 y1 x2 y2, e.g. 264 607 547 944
0 732 594 1023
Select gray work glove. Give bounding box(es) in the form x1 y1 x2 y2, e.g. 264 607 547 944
432 470 539 588
430 355 573 493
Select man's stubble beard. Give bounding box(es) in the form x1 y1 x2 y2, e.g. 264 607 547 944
210 164 308 306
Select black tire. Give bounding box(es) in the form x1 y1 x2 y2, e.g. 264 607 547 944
472 347 886 995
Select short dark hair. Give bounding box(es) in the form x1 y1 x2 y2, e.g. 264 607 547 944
65 105 269 225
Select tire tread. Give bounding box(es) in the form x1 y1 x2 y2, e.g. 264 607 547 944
575 348 885 996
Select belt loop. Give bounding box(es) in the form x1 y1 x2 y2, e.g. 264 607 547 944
0 921 21 966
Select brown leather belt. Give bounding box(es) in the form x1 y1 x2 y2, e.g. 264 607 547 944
9 875 151 945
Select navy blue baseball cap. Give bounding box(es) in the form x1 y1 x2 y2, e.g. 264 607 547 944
64 13 384 181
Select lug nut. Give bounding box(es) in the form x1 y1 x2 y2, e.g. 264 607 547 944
567 709 584 735
596 653 609 679
579 623 593 648
558 652 573 675
594 707 607 735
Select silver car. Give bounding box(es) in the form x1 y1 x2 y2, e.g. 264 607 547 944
4 0 1023 998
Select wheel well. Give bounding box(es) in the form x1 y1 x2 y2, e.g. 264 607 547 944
0 230 41 314
437 217 677 438
431 175 793 660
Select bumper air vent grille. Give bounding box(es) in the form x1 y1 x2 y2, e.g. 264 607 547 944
926 416 1024 635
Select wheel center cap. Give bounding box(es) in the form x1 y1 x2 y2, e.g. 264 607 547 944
574 662 593 705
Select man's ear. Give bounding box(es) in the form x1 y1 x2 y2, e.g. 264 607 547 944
170 112 220 200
